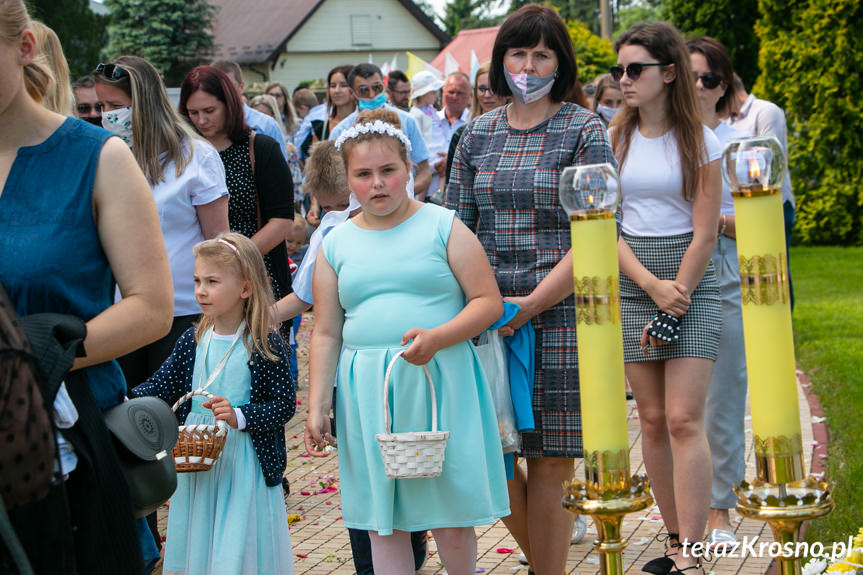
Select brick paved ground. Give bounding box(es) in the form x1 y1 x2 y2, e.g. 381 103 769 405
155 312 820 574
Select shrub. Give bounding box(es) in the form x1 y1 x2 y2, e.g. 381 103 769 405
755 0 863 245
568 19 617 84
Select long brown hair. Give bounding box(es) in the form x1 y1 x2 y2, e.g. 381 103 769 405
95 55 200 185
612 22 706 201
193 233 280 362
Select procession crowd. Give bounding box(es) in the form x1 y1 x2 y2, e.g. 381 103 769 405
0 0 797 574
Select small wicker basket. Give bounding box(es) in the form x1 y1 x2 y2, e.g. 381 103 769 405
171 389 228 473
375 350 450 479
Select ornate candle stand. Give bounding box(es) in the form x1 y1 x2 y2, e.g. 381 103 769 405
722 137 833 575
558 164 653 575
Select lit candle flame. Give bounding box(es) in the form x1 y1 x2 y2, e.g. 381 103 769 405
748 156 761 182
588 194 594 204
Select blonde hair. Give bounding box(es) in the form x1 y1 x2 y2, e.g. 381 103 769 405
95 56 200 186
1 0 52 104
304 140 348 204
264 81 299 134
249 93 288 136
470 61 491 119
30 21 73 116
339 108 409 167
193 233 280 362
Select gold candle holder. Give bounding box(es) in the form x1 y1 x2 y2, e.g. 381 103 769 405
722 137 833 574
559 164 653 575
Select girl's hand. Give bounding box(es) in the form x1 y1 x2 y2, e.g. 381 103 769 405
304 411 335 457
202 395 238 428
645 279 690 316
400 328 441 365
498 295 537 337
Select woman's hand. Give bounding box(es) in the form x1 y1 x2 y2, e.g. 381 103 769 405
645 279 691 316
400 328 442 365
498 295 538 337
203 395 238 428
640 319 669 352
304 411 335 457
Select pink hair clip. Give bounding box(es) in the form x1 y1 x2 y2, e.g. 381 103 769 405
218 238 239 255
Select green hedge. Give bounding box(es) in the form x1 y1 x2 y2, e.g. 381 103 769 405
568 19 617 84
755 0 863 245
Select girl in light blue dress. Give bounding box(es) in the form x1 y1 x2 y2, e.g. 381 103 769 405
305 115 509 575
132 232 296 575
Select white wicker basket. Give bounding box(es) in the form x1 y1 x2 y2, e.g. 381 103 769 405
375 350 450 479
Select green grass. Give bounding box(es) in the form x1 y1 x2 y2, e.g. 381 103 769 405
791 246 863 543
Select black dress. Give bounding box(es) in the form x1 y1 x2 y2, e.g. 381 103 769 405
218 131 294 301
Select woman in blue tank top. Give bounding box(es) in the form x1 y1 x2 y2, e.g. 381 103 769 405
0 2 173 573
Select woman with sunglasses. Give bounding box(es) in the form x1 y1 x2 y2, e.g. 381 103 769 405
0 2 172 572
179 66 295 323
95 55 230 568
448 6 614 574
611 22 722 575
687 36 749 553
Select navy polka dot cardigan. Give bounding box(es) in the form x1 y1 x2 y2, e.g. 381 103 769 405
130 327 296 487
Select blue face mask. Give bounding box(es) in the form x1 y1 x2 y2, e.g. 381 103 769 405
357 92 387 111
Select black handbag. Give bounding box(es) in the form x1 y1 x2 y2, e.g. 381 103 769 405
104 396 178 517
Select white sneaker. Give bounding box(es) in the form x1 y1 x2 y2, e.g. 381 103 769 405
571 515 587 544
517 552 529 565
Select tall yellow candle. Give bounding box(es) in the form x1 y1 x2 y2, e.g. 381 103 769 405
570 216 629 457
733 188 803 483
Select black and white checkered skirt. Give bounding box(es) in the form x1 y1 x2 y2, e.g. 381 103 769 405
620 232 721 362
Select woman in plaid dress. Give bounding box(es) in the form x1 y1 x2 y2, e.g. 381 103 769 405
447 5 614 574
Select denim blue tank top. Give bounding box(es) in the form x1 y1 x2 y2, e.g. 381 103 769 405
0 118 124 409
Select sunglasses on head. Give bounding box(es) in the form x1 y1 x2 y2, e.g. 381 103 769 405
609 62 668 82
95 63 130 81
354 83 384 97
693 72 722 89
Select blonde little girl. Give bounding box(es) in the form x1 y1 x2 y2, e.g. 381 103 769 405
305 120 509 575
132 232 296 575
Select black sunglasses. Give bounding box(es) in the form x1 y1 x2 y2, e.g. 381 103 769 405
95 63 130 81
354 83 384 97
693 72 722 89
76 103 103 114
609 62 668 82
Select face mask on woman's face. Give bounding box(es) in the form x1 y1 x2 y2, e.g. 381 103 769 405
101 106 133 147
504 68 557 104
596 104 619 123
357 92 387 111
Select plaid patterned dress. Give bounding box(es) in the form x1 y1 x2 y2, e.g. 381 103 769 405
446 103 614 457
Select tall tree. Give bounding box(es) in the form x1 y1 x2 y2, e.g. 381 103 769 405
755 0 863 246
442 0 501 36
28 0 108 79
664 0 759 88
104 0 218 85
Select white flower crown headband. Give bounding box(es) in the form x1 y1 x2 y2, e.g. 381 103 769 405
334 120 413 153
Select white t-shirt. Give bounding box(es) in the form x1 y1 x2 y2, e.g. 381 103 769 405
620 125 722 236
713 121 749 216
116 138 229 315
